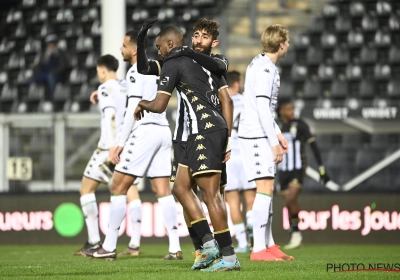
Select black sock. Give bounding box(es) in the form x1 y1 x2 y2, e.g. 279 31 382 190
214 230 235 257
188 227 202 251
290 213 300 232
191 219 213 244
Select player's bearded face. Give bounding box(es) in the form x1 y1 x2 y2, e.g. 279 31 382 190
192 30 214 55
120 36 133 62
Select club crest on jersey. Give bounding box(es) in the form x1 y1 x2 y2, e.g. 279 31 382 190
197 154 207 161
196 144 206 150
160 76 169 86
130 76 135 83
264 68 270 73
102 92 108 96
198 164 208 170
195 135 205 141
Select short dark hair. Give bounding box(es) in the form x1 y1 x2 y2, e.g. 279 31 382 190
97 54 119 72
276 97 293 117
158 26 184 42
193 18 220 40
125 30 148 49
226 71 241 88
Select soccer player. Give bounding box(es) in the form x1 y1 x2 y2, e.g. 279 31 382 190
224 71 256 253
74 55 127 255
238 24 294 262
82 30 182 260
134 26 240 271
276 98 330 249
135 18 232 263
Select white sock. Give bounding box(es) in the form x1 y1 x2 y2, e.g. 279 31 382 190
102 195 126 252
265 201 275 248
158 195 181 253
233 223 248 248
252 193 271 253
128 199 142 248
246 210 253 228
80 193 100 244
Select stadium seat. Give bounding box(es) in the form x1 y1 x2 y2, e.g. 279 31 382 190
24 38 41 54
388 46 400 65
332 46 350 65
349 1 365 18
290 64 308 82
330 79 348 99
85 52 99 69
6 9 23 24
387 79 400 98
0 83 18 113
389 14 400 31
309 17 325 34
278 83 294 99
26 83 45 112
192 0 215 7
126 0 139 6
306 47 323 66
374 64 391 80
22 0 36 8
358 79 375 99
53 83 70 112
146 0 164 7
31 9 48 23
279 49 296 67
157 7 175 22
15 22 27 38
335 15 352 33
346 64 362 81
376 0 392 17
77 83 91 111
303 79 321 99
7 52 25 70
359 46 378 65
347 30 364 48
0 38 15 54
321 32 337 49
81 7 99 22
131 8 150 23
16 69 33 85
322 2 339 18
47 0 64 8
375 30 391 47
0 71 8 85
318 64 335 81
69 68 88 85
361 14 378 32
182 7 200 22
65 22 83 38
91 20 101 36
76 36 93 52
166 0 189 6
293 33 310 50
55 8 74 23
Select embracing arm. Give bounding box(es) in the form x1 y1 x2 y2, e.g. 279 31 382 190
218 87 233 137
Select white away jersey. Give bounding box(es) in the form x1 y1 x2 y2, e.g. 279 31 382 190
238 53 280 138
117 64 169 147
97 79 128 149
231 93 244 149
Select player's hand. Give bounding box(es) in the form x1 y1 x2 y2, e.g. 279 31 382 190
164 46 191 63
111 146 124 165
211 54 229 69
222 151 231 163
277 133 288 154
272 144 283 164
138 18 158 38
90 90 98 104
319 166 331 185
134 103 145 120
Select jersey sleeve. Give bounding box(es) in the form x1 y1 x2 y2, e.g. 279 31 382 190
157 59 181 96
116 73 144 147
299 119 315 144
255 69 273 99
218 76 228 92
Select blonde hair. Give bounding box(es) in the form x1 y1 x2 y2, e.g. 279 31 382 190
261 24 289 53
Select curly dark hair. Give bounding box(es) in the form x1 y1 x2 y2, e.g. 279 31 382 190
193 18 220 40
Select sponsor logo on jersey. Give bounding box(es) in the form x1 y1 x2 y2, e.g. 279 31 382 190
196 104 205 111
196 144 206 151
264 68 270 73
197 154 207 161
198 164 208 170
191 96 198 103
160 76 169 86
101 92 108 96
204 122 214 129
201 113 210 120
195 135 205 141
130 76 135 83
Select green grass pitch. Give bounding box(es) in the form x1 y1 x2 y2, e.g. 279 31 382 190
0 244 399 279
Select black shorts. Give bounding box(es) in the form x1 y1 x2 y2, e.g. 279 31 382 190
179 129 228 178
278 169 304 192
171 140 227 187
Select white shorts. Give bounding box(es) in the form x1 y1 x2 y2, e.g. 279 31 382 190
115 125 172 178
83 148 114 184
239 137 276 182
225 148 256 191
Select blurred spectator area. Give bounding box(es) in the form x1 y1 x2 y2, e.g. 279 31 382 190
0 0 226 113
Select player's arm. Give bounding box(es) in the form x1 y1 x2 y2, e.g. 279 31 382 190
255 71 282 164
135 60 179 119
275 120 288 153
164 47 228 75
218 78 233 137
301 120 330 184
98 88 117 155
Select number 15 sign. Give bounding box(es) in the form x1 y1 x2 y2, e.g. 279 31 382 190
7 157 33 181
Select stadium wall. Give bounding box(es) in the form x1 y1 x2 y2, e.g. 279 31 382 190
0 192 399 245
